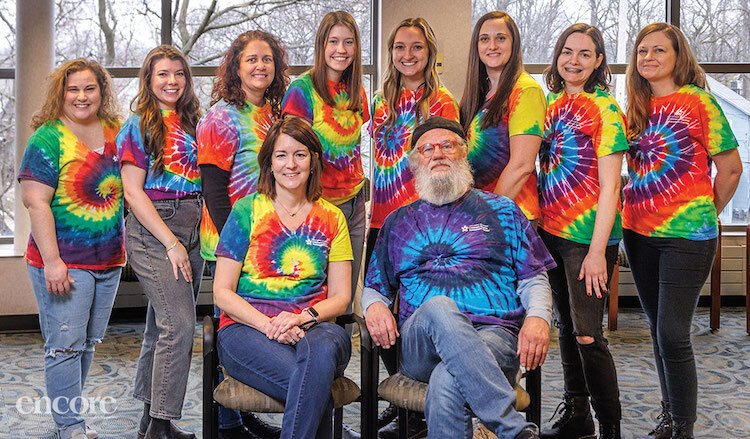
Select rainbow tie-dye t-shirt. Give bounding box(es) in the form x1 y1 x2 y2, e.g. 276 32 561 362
539 88 628 245
365 189 555 333
18 119 126 269
282 72 370 204
623 84 738 240
215 193 353 330
197 99 276 260
466 72 546 220
369 85 459 229
116 110 200 200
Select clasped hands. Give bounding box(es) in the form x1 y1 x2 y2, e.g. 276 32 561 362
262 311 309 346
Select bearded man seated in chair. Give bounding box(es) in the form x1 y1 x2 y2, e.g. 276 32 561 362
362 117 555 439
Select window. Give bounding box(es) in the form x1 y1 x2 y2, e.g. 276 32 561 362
472 0 665 64
0 79 13 239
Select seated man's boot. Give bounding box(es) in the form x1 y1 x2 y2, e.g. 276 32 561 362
241 412 281 439
378 411 427 439
377 403 398 429
540 394 595 439
143 419 196 439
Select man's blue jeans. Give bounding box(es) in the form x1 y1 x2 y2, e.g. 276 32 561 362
218 321 351 439
28 265 121 439
399 296 533 438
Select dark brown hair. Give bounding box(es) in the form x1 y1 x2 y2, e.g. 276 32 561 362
31 58 120 129
459 11 523 131
257 117 324 201
626 23 706 141
545 23 610 94
211 30 289 117
132 45 201 174
310 11 363 111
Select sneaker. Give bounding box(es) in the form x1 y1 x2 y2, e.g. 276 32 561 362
514 427 540 439
540 394 596 439
378 411 427 439
85 425 98 439
377 403 398 429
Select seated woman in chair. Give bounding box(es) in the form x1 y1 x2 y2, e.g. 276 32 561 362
213 116 353 439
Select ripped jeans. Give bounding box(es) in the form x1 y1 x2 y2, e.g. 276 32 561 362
27 265 121 437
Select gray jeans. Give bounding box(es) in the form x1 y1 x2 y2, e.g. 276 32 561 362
126 197 204 420
335 188 366 303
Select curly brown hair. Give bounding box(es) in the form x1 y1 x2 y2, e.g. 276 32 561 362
211 30 289 117
132 45 201 175
31 58 120 129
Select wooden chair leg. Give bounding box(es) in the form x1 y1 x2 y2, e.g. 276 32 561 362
608 264 619 331
746 225 749 336
710 228 722 331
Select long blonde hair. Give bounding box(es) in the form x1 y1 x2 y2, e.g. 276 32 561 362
626 23 706 141
310 11 363 111
31 58 120 129
131 45 201 174
378 18 440 135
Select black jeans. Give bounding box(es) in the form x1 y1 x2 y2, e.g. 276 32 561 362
622 229 716 425
539 229 621 423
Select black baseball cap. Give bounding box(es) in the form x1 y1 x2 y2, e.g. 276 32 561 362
411 117 467 147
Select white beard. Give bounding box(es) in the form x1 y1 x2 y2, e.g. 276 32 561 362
413 157 474 206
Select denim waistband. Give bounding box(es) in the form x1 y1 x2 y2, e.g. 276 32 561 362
152 195 203 208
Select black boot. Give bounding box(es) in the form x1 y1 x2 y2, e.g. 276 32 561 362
137 403 151 439
377 404 398 429
648 402 672 439
378 411 427 439
241 412 281 439
143 418 196 439
671 421 694 439
218 425 259 439
599 422 620 439
540 394 596 439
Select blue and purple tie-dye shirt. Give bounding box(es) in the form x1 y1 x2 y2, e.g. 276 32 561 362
117 110 201 200
365 189 556 332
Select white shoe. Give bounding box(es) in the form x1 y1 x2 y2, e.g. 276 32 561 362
85 425 98 439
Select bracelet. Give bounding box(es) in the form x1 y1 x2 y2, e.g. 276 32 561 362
165 240 178 259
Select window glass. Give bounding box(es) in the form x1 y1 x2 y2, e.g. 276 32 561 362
0 79 14 237
55 0 161 66
472 0 665 64
682 1 750 62
0 2 14 68
175 0 372 66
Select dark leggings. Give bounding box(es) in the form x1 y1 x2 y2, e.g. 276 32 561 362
622 229 717 425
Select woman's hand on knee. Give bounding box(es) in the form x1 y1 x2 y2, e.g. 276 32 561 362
267 311 305 340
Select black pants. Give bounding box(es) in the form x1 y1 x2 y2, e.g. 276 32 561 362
540 230 621 423
623 229 717 425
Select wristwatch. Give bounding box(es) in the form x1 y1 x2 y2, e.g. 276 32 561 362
303 306 319 324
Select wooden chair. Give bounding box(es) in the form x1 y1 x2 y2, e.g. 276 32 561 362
359 309 542 439
202 314 367 439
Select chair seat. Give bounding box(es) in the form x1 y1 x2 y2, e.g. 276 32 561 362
214 372 361 413
377 372 530 413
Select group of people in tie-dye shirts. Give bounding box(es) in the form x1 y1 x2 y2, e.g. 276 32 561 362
17 7 741 439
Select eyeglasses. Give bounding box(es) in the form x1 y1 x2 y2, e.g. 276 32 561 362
416 139 463 158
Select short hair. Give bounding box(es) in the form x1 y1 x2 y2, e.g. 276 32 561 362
257 117 324 201
31 58 120 129
211 30 289 117
545 23 611 94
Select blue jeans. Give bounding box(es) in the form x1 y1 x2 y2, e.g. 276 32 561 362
218 322 351 439
127 198 204 419
335 188 366 303
399 296 532 439
539 230 621 422
623 229 716 425
28 265 121 438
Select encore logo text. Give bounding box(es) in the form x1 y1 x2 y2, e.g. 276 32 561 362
15 396 118 415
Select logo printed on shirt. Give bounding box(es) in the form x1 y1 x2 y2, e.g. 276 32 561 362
306 238 329 247
461 223 491 233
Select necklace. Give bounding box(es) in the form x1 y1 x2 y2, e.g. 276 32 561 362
276 200 307 217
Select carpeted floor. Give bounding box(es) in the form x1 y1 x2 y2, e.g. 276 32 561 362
1 308 749 438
